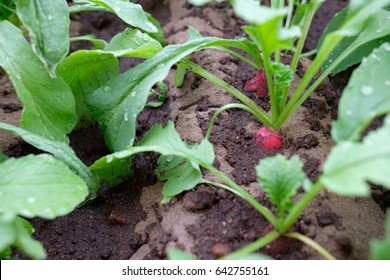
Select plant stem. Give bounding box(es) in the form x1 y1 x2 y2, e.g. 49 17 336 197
281 181 324 233
201 179 244 198
222 230 280 259
285 232 336 260
201 163 279 228
205 104 259 140
262 53 279 122
274 37 342 129
214 47 259 69
181 59 273 128
290 3 316 73
285 0 294 28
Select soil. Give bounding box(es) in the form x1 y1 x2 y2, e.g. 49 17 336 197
1 0 387 260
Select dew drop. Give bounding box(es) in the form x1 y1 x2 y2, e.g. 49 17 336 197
142 33 149 41
361 85 374 96
166 155 174 163
48 15 53 21
131 91 136 97
27 197 36 204
103 86 111 92
385 80 390 86
157 63 165 69
384 44 390 52
124 110 129 121
346 110 353 116
106 155 114 163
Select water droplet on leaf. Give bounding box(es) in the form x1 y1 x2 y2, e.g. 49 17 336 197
27 197 36 203
103 86 111 92
124 110 129 121
166 155 174 163
48 15 53 20
361 85 374 96
346 110 353 116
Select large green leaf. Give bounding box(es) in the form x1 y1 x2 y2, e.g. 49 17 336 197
156 155 202 202
16 0 69 75
58 51 119 126
371 211 390 260
88 0 157 33
0 0 15 20
87 36 261 152
0 217 46 259
256 155 305 217
322 115 390 196
316 0 390 75
0 154 88 219
332 43 390 142
0 21 77 143
90 121 214 197
320 8 390 74
0 122 100 200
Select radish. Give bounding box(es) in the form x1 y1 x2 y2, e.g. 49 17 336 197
255 126 283 151
245 69 268 97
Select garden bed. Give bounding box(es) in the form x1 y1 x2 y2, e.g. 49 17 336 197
0 0 387 260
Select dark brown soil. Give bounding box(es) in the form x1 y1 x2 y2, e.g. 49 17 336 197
2 0 387 260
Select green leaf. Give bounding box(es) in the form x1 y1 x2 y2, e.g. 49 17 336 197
90 157 133 187
272 62 294 108
322 115 390 196
320 8 390 74
88 0 157 33
70 35 108 50
156 155 203 202
232 0 287 25
167 248 198 260
87 36 261 151
90 121 215 197
103 28 162 58
16 0 69 75
316 0 390 75
0 21 77 143
371 210 390 260
332 43 390 142
58 50 119 126
0 122 100 201
242 17 300 55
0 217 46 259
0 154 88 219
256 155 305 217
0 0 15 20
145 12 166 46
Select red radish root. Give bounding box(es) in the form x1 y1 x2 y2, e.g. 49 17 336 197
255 126 283 151
245 70 268 97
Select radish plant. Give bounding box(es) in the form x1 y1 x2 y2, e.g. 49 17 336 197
92 42 390 259
182 0 390 150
